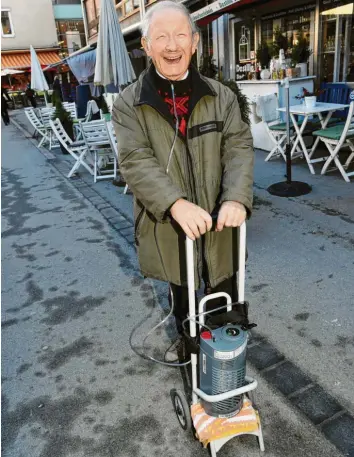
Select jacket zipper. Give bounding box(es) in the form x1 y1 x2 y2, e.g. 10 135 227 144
139 98 209 286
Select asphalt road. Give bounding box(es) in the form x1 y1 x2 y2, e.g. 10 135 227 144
2 116 353 457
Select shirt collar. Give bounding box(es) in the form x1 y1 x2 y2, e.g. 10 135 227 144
155 69 189 81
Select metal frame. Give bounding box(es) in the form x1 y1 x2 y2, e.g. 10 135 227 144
185 223 264 455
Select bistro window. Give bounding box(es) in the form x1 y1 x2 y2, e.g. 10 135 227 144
320 0 354 82
84 0 99 37
1 10 14 37
56 20 87 57
261 7 315 53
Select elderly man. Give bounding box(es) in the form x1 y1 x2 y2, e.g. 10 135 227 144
112 1 254 361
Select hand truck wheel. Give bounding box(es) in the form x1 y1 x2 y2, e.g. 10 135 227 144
171 389 192 431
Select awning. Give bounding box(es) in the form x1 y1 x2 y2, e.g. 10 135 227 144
192 0 263 27
42 44 97 71
1 49 60 70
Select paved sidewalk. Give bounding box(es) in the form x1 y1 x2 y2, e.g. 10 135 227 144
2 111 354 456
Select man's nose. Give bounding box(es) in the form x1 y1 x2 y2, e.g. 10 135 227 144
165 35 178 51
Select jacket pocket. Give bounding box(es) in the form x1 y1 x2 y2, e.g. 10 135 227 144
134 208 145 246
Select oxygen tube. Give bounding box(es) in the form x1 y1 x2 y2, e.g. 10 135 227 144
130 82 192 367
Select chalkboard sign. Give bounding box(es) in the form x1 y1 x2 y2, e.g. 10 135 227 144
235 63 255 81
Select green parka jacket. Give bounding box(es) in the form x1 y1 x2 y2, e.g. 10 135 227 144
111 65 254 288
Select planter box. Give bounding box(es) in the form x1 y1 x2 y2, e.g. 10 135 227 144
304 96 317 108
286 67 301 78
296 63 308 77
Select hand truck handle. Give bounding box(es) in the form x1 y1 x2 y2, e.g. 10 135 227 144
185 222 246 338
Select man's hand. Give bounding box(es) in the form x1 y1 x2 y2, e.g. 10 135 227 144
216 201 246 232
170 199 212 240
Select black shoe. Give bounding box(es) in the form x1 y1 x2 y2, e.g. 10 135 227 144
112 179 127 187
164 337 185 363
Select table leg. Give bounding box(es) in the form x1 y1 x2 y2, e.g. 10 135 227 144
290 114 316 174
308 111 332 162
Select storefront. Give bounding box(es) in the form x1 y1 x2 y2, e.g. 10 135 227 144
319 0 354 82
192 0 354 85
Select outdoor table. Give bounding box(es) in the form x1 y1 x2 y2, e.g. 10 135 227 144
277 102 349 174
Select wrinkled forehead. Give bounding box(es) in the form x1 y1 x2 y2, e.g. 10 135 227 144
148 9 192 36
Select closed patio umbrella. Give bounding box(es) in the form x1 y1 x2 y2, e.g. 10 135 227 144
30 45 49 104
94 0 135 90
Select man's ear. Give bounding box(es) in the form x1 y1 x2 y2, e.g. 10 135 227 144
141 37 151 56
192 32 200 55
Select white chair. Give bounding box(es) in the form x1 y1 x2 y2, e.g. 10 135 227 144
62 102 78 120
50 118 95 179
106 121 129 194
38 107 59 150
313 101 354 182
256 94 301 162
80 119 117 183
24 107 51 148
73 100 95 141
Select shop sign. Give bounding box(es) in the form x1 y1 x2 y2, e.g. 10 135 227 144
321 0 353 11
235 63 255 80
262 3 316 21
191 0 242 22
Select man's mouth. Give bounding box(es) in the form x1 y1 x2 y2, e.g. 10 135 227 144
164 56 182 64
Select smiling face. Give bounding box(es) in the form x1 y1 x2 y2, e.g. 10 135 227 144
142 9 199 81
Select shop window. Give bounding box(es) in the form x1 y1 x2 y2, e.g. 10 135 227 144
320 1 354 82
85 0 99 37
262 20 273 47
1 10 14 37
56 20 87 56
118 0 140 17
230 20 255 80
261 13 313 52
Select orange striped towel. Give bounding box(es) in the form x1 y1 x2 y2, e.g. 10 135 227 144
191 398 260 447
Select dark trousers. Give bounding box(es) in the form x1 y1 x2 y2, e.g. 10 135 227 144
28 96 37 108
169 274 238 335
1 105 10 125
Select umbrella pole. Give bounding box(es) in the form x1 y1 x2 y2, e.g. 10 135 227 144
285 79 292 184
44 91 48 107
267 77 312 198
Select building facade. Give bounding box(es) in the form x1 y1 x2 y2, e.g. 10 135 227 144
192 0 354 85
1 0 58 51
79 0 353 85
1 0 59 72
52 0 87 58
1 0 87 72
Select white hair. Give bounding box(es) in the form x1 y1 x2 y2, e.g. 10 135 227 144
141 1 198 38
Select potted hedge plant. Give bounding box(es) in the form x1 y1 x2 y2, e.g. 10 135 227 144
220 80 251 126
199 62 250 127
256 42 271 76
272 26 288 56
290 37 312 77
100 95 111 121
52 98 74 154
199 55 218 79
45 90 53 108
